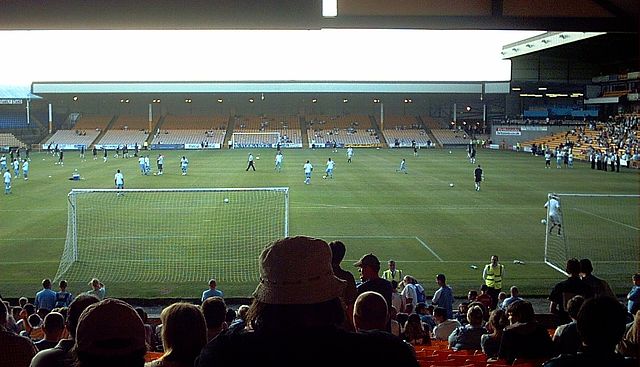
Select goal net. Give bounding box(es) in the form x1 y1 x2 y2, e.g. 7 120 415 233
54 188 289 283
544 193 639 278
232 132 280 148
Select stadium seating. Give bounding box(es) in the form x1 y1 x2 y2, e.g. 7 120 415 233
43 129 100 147
0 132 26 147
152 115 227 147
384 129 432 147
306 114 381 147
73 115 113 131
431 129 471 145
233 115 302 146
96 130 148 147
0 110 29 129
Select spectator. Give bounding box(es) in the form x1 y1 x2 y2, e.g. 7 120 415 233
448 305 488 351
627 273 640 316
86 279 106 300
432 273 454 320
146 303 207 367
54 280 73 308
579 259 615 298
390 280 406 316
403 313 430 346
354 253 394 329
477 284 493 310
549 258 593 324
544 296 634 367
201 296 227 341
616 310 639 358
467 290 478 303
224 308 236 326
135 307 157 351
353 291 388 332
381 260 403 286
401 275 418 313
228 305 249 333
195 236 418 367
498 300 554 364
0 298 38 367
553 295 585 355
30 294 100 367
73 298 146 367
328 240 358 330
21 314 44 341
17 303 36 336
35 279 57 312
432 306 461 341
455 302 470 325
481 309 509 358
34 312 65 351
389 306 401 337
415 302 435 331
201 279 223 303
501 286 522 310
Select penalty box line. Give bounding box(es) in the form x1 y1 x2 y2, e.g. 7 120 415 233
317 235 443 262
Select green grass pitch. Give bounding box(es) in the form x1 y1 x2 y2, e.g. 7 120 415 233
0 148 638 299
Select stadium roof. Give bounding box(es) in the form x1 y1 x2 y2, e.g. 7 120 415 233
0 0 637 32
0 85 42 100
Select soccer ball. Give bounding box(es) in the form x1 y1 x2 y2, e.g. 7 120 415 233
541 219 547 224
256 156 260 160
448 150 452 154
322 175 327 179
223 198 229 203
449 183 454 187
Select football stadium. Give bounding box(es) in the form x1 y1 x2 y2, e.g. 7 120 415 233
0 1 638 366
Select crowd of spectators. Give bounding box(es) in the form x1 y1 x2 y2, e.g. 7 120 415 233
0 238 638 367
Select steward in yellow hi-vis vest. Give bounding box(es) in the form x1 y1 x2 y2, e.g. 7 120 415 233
482 255 504 309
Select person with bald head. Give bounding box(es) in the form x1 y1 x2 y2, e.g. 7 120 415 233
353 291 389 332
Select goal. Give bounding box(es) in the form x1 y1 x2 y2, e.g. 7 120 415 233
54 188 289 283
544 193 639 278
232 132 280 148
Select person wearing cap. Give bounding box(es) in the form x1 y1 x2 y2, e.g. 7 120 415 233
354 253 394 320
195 236 417 367
72 298 147 367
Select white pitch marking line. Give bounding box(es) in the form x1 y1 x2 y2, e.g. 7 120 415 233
415 236 443 262
573 208 640 231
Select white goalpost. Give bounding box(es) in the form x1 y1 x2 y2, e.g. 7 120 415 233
232 132 281 148
544 193 640 278
54 187 289 283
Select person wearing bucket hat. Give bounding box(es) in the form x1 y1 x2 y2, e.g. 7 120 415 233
72 298 147 367
196 236 417 367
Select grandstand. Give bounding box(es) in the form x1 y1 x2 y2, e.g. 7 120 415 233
151 115 227 148
232 115 302 148
381 115 432 148
431 129 472 146
306 114 381 148
0 132 26 148
42 129 100 149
